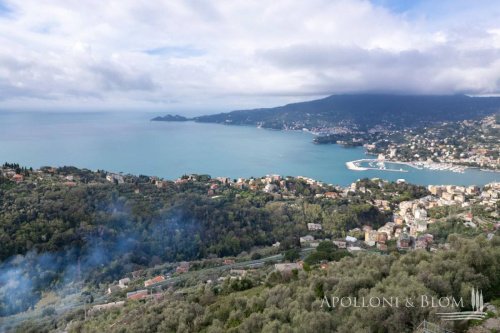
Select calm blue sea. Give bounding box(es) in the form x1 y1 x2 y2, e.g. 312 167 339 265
0 111 498 186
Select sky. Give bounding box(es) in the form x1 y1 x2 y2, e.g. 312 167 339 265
1 0 500 114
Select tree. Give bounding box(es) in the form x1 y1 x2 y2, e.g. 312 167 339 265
284 248 300 262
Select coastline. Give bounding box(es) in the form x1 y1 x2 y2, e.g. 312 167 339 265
346 159 412 172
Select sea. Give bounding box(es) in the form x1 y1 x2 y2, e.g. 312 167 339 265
0 111 498 187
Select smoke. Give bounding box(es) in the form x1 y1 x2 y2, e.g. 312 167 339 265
0 208 200 322
0 235 125 317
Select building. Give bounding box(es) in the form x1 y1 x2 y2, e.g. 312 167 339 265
345 236 357 243
12 174 24 182
275 262 303 272
324 192 339 199
263 183 278 193
332 240 347 249
89 301 125 315
223 259 235 265
393 215 404 225
397 233 411 250
144 276 165 287
377 232 388 244
377 223 395 240
442 192 454 201
118 278 130 289
229 269 247 277
415 234 433 250
299 235 315 245
365 230 378 246
127 290 149 300
307 223 322 231
414 208 427 220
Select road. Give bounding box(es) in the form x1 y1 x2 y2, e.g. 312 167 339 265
0 248 315 330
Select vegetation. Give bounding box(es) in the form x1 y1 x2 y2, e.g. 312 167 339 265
194 94 500 131
0 167 427 317
13 235 500 333
1 165 498 333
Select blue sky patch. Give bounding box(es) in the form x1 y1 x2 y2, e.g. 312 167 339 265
370 0 417 13
0 0 12 17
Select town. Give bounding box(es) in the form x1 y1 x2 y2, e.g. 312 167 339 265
315 115 500 172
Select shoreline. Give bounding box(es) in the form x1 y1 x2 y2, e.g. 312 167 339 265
346 159 412 172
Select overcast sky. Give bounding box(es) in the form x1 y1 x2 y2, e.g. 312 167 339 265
1 0 500 113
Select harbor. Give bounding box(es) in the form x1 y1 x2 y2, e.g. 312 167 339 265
346 159 412 172
346 159 468 173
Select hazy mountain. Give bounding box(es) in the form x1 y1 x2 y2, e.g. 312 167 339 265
151 114 189 122
194 94 500 131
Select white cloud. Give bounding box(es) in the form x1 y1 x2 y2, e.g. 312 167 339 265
0 0 499 111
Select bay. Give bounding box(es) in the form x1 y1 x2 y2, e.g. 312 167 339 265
0 111 497 186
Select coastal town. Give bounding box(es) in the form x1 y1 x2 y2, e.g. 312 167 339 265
367 115 499 171
317 115 500 173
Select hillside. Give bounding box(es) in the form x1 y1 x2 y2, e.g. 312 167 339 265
194 94 500 131
1 164 499 333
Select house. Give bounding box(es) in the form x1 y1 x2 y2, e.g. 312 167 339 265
216 177 231 184
454 194 465 203
347 246 364 253
272 241 281 248
12 174 24 182
307 223 322 231
230 269 247 277
144 276 165 287
275 262 303 272
365 230 378 246
442 192 454 201
345 236 357 243
176 261 190 273
414 208 427 220
299 235 315 244
263 183 278 193
118 278 130 289
89 301 125 315
127 290 149 300
332 240 347 249
156 181 168 189
397 233 411 250
415 238 427 250
324 192 339 199
106 173 124 184
377 232 388 244
394 215 404 225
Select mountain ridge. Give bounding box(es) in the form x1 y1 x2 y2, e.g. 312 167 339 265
190 94 500 131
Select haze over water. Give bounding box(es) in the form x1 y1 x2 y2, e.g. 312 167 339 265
0 111 497 186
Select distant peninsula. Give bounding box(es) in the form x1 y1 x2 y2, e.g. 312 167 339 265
194 94 500 131
152 94 500 130
151 114 191 122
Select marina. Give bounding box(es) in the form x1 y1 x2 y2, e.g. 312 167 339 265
347 159 469 174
